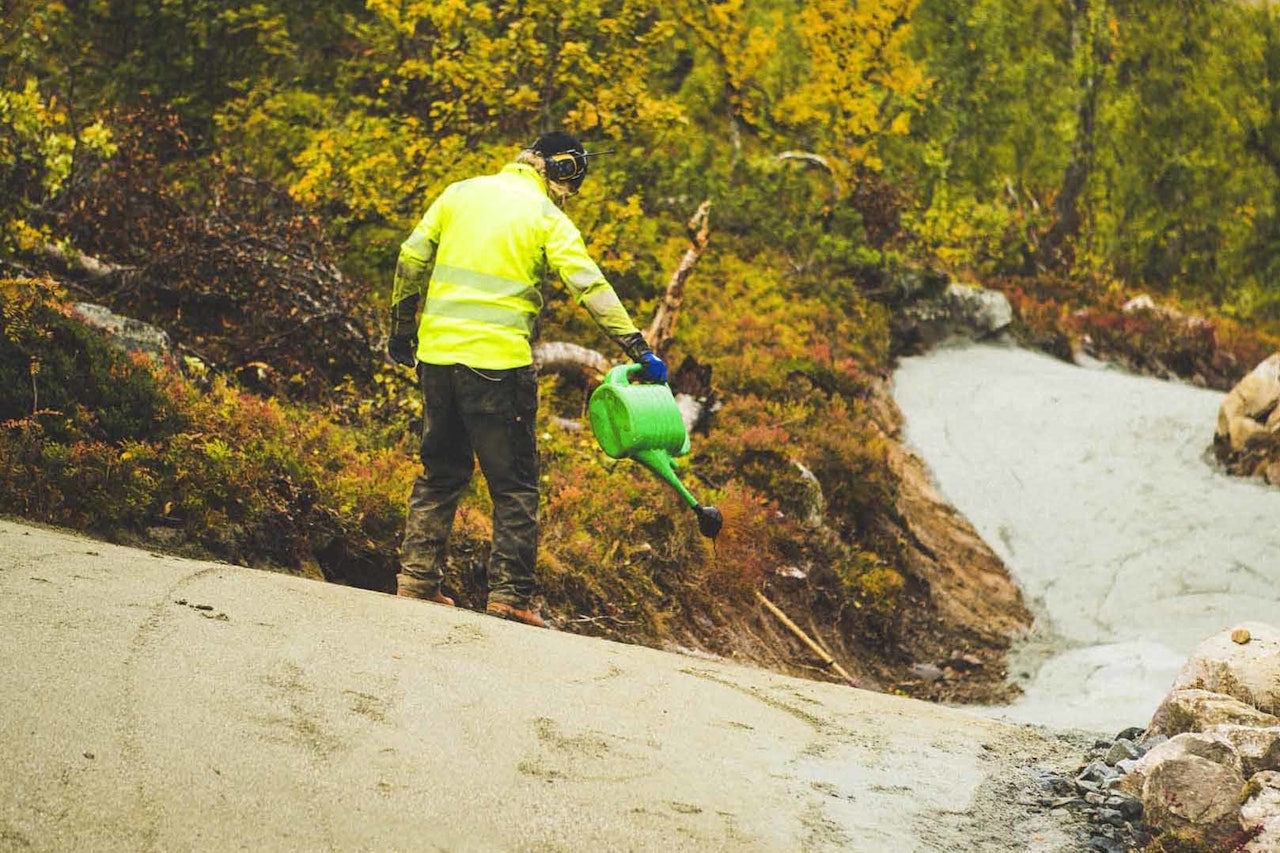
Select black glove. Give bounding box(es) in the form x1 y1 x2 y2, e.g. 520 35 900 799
388 295 420 367
387 335 417 367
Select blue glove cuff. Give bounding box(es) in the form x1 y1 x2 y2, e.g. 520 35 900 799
637 351 668 384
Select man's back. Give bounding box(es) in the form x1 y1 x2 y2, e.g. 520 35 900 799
432 168 559 291
420 164 559 368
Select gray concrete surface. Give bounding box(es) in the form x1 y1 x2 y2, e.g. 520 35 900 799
0 518 1087 851
894 341 1280 733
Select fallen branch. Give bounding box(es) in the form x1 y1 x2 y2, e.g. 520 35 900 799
532 340 611 378
645 200 711 355
755 590 860 688
567 613 639 627
40 242 135 281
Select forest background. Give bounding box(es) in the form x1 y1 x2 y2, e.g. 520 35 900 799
5 0 1280 700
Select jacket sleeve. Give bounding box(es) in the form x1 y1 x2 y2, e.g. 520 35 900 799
544 208 641 346
392 187 451 308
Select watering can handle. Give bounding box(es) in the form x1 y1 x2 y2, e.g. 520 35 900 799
605 363 644 386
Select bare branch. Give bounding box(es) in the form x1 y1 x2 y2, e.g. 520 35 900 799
645 200 712 355
40 242 135 280
775 150 833 172
532 341 612 378
775 150 843 203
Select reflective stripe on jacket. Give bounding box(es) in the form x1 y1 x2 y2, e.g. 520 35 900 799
394 162 639 370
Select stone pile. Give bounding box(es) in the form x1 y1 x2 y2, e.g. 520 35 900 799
1063 622 1280 851
1033 730 1152 852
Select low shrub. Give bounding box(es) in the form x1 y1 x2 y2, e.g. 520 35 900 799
0 277 415 588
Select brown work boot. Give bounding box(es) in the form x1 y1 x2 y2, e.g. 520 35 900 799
396 574 455 607
486 600 547 629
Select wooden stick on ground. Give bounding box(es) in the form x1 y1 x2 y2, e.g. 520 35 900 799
755 590 860 688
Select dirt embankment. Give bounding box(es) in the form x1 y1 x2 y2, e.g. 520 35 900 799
659 378 1033 708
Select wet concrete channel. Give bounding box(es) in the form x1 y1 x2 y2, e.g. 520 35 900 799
892 341 1280 733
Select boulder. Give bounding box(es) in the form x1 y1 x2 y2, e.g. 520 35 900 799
943 282 1013 339
1217 355 1280 454
893 281 1013 352
1242 771 1280 853
70 302 172 363
1172 623 1280 716
1209 726 1280 778
1147 688 1280 740
1119 732 1247 847
1117 731 1242 799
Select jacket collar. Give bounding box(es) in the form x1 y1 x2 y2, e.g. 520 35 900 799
502 162 547 195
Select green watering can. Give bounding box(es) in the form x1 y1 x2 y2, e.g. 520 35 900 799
589 364 723 539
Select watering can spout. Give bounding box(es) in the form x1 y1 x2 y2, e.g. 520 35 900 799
589 364 721 539
694 505 723 539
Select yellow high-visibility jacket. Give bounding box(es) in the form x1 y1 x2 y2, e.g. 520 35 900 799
392 162 640 370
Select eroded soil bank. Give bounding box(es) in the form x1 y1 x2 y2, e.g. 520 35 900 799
658 375 1034 707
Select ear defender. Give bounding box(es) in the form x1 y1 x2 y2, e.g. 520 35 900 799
545 150 587 184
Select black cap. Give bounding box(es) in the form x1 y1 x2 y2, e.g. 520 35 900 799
531 131 583 157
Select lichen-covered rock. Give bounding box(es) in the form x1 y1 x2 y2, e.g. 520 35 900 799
1242 771 1280 852
1117 731 1242 799
892 281 1013 353
1123 733 1247 847
1172 623 1280 716
1146 688 1280 740
70 302 172 363
944 282 1013 338
1209 726 1280 778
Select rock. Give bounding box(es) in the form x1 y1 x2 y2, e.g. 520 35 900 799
1130 631 1280 848
1116 731 1242 799
790 459 826 529
1135 734 1247 847
910 662 945 683
892 281 1013 352
1147 688 1280 739
70 302 172 363
1242 771 1280 852
1115 726 1146 743
1171 623 1280 716
1217 355 1280 453
1105 739 1140 766
1096 807 1126 827
1209 725 1280 777
943 282 1012 339
1079 760 1119 785
1106 793 1144 821
1122 294 1159 314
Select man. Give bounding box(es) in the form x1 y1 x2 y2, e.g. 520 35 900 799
387 131 667 628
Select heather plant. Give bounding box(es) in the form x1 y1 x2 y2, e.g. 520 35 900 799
0 279 185 445
994 273 1280 391
0 278 414 586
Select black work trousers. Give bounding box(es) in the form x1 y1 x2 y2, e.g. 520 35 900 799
399 362 540 607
